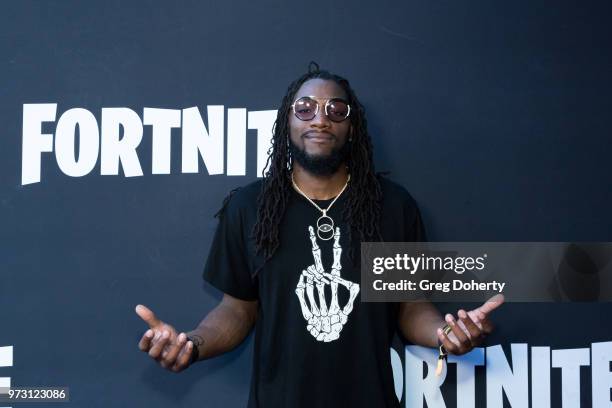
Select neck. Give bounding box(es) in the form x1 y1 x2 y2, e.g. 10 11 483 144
291 164 349 200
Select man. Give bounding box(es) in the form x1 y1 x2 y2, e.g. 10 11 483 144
135 62 503 407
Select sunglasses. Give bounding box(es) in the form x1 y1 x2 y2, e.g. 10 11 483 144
291 96 351 122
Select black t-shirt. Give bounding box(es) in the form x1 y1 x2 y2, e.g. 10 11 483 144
203 176 426 408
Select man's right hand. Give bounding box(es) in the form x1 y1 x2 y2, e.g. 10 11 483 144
135 304 194 372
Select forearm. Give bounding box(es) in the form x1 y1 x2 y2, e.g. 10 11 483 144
398 301 446 347
186 302 256 361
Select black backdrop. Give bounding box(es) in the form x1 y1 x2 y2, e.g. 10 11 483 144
1 1 611 407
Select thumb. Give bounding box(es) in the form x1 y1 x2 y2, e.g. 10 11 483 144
135 304 162 328
478 294 505 315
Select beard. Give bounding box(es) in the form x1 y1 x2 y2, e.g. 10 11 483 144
288 135 351 176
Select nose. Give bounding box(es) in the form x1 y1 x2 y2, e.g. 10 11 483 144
309 103 331 128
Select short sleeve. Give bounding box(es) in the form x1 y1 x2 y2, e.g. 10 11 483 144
202 191 259 301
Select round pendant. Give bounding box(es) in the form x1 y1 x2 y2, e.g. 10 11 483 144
316 214 335 240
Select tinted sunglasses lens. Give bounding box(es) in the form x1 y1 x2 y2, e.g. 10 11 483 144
293 97 317 120
327 99 349 122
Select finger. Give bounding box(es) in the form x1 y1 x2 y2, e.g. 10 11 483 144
138 329 154 351
307 266 330 285
458 309 482 343
332 227 341 264
158 332 177 362
437 327 459 354
148 329 161 348
164 333 187 365
467 310 484 329
148 329 164 351
172 341 194 372
135 304 162 329
445 314 469 348
160 326 179 358
468 306 486 321
478 294 505 315
479 316 495 335
308 226 320 252
148 330 171 359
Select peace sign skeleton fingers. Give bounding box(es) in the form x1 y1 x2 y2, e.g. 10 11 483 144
295 226 360 343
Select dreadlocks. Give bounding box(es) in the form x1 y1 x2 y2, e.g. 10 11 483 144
251 61 385 275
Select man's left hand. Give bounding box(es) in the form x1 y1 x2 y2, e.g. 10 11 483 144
436 294 504 355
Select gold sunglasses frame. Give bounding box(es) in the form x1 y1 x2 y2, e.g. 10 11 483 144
291 95 351 122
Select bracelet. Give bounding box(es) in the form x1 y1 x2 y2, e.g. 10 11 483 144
186 335 203 365
435 324 452 377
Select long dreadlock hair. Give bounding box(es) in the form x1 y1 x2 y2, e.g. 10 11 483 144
249 61 386 276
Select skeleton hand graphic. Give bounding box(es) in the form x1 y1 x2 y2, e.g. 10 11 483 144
295 226 360 342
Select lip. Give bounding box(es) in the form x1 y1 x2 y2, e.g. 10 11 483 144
304 131 333 141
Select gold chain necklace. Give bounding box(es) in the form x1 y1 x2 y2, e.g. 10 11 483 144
291 173 351 240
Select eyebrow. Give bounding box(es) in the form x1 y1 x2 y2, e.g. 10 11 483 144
301 95 346 100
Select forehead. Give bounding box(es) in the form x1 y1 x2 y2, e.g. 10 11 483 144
294 78 347 100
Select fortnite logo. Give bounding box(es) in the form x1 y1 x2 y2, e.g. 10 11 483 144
0 346 13 408
392 341 612 408
21 104 278 185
